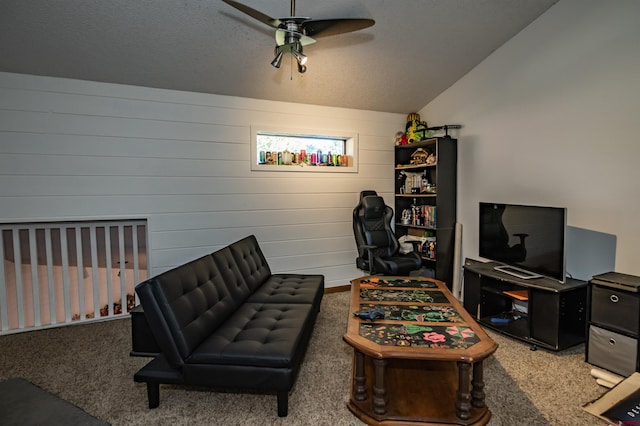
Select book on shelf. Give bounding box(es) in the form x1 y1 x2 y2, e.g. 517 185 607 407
502 289 528 301
402 205 436 228
512 299 528 315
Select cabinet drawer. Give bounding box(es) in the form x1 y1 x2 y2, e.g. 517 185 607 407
587 325 637 376
591 285 639 335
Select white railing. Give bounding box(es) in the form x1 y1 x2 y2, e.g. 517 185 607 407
0 219 149 334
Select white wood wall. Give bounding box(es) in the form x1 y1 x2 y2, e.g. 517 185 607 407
0 72 405 287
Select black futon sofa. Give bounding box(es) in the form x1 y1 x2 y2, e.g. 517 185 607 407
133 235 324 417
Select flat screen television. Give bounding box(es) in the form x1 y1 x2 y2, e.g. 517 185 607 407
479 202 567 283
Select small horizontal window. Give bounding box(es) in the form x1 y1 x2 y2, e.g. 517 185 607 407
251 125 358 173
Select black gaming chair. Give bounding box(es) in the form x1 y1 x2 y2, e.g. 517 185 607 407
352 191 422 275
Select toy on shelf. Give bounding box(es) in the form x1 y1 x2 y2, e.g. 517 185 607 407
410 148 429 165
395 131 409 146
405 113 430 143
395 113 463 146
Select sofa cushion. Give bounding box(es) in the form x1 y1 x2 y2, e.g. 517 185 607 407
248 274 324 307
228 235 272 293
187 302 313 368
135 254 238 366
182 363 296 392
211 246 253 302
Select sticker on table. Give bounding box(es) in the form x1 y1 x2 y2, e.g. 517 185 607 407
359 277 437 289
359 323 480 348
358 304 464 323
359 288 449 303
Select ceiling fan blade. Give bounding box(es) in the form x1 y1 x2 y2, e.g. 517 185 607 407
221 0 282 28
275 29 316 47
302 18 375 38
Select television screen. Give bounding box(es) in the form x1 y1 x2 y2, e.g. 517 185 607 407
479 202 567 282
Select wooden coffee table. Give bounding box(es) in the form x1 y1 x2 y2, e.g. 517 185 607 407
343 276 498 426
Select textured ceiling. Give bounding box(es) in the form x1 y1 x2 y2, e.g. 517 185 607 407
0 0 558 113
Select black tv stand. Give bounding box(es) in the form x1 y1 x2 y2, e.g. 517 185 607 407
463 258 587 351
493 264 542 280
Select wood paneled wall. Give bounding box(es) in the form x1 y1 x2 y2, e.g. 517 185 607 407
0 72 404 287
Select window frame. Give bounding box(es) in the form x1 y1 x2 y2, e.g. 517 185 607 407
250 125 359 173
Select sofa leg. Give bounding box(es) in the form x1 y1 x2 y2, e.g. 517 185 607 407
277 391 288 417
147 382 160 409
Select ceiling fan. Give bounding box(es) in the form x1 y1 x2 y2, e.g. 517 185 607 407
222 0 375 73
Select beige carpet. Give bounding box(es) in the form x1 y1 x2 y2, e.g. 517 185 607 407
0 291 606 425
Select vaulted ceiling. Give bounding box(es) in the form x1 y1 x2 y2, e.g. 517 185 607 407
0 0 558 113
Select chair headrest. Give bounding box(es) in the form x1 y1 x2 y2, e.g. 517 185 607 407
359 190 378 201
361 196 386 220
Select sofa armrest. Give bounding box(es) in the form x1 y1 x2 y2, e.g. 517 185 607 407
135 280 186 368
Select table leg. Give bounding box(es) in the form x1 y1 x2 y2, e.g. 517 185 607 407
354 350 367 401
373 358 387 415
455 361 471 420
471 361 486 408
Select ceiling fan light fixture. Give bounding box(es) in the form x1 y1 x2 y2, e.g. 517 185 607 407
271 49 284 68
291 48 307 66
222 0 375 75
